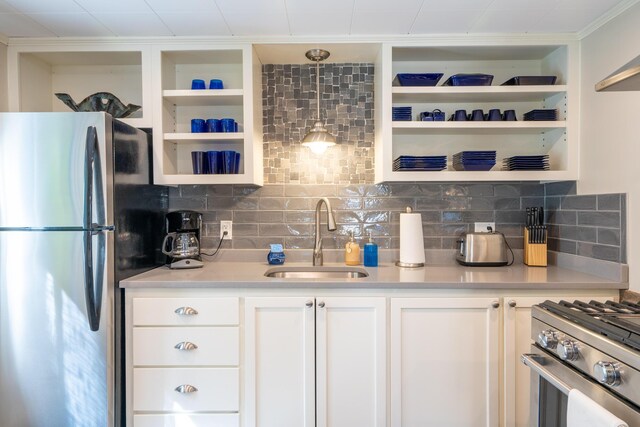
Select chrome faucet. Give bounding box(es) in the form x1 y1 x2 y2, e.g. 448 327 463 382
313 197 337 266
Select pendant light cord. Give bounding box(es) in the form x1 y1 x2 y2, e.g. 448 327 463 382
316 59 320 121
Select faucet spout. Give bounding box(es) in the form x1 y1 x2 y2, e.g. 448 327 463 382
313 197 337 266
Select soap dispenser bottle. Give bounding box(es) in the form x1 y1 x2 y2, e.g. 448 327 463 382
363 230 378 267
345 231 361 266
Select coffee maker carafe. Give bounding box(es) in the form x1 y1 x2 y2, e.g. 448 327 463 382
163 210 203 269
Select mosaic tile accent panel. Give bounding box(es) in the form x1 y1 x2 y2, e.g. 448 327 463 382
262 63 375 184
544 182 626 263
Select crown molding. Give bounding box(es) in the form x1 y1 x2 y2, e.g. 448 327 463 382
6 32 579 47
578 0 640 39
0 33 8 45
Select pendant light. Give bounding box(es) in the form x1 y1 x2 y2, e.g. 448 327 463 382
301 49 336 154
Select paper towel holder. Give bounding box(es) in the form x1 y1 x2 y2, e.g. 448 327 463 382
395 207 425 268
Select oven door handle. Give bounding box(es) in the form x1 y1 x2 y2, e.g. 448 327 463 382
522 353 572 395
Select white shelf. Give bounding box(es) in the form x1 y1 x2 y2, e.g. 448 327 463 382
156 173 253 185
392 85 566 103
163 89 244 106
392 121 566 135
164 132 245 141
385 170 574 182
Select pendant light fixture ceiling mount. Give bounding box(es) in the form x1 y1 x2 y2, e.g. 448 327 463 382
301 48 336 154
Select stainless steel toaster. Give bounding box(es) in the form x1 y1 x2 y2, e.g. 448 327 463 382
456 232 508 266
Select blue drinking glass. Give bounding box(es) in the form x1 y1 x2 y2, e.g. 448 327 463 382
191 151 205 174
209 79 224 89
222 150 236 174
206 151 221 174
221 118 236 133
191 119 206 133
191 79 206 90
206 118 221 133
234 152 241 174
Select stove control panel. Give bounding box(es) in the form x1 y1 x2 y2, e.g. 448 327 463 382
593 361 621 386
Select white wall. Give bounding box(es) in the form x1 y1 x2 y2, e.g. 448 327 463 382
580 3 640 291
0 42 7 112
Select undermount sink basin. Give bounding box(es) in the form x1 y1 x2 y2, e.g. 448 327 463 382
264 266 369 279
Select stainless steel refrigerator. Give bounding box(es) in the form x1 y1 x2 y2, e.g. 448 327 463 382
0 112 167 426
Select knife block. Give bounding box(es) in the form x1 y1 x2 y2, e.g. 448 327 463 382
523 228 547 267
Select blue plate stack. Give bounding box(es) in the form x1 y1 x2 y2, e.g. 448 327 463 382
393 155 447 171
392 106 412 121
523 109 558 121
503 155 550 170
452 151 496 171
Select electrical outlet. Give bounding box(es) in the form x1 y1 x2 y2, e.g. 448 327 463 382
474 222 496 233
220 220 232 240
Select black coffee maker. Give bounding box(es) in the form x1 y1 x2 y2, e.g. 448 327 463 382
162 210 203 269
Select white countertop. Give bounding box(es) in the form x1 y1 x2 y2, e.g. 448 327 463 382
120 260 626 290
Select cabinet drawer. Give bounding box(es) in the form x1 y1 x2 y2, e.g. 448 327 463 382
133 368 239 412
133 327 239 366
133 414 239 427
133 297 239 326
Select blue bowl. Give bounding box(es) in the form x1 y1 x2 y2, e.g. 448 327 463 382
443 74 494 86
395 73 444 87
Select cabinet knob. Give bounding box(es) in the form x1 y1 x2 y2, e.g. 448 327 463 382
593 361 621 387
508 300 517 308
174 341 198 351
174 306 198 316
305 301 313 308
318 301 325 308
174 384 198 394
491 301 500 309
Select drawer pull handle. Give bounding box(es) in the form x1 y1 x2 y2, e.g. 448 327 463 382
174 341 198 351
174 306 198 316
175 384 198 394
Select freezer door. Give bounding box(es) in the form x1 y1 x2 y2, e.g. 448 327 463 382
0 229 112 427
0 112 112 229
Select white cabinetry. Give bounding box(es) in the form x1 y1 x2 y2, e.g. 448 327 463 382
244 297 386 427
152 44 263 185
390 297 500 427
375 41 579 182
7 43 152 128
128 296 240 427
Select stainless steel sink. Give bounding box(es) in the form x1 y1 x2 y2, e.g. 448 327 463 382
264 266 369 279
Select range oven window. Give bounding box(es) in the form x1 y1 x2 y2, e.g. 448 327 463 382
539 377 567 427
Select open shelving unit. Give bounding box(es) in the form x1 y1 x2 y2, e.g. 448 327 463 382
374 41 579 182
7 44 152 128
152 44 263 185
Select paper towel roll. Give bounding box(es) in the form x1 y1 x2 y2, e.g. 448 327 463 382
398 209 425 267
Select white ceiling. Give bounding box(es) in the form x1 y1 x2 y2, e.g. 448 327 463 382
0 0 635 39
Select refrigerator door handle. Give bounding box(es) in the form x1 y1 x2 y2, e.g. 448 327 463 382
83 229 105 331
83 126 107 332
84 126 107 230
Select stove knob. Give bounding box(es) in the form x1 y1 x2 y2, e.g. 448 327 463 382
537 330 559 349
557 340 579 361
593 361 621 386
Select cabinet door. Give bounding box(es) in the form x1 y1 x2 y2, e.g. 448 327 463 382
390 297 500 427
502 293 617 427
244 297 315 427
316 297 386 427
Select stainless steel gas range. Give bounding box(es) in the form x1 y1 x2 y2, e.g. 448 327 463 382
522 300 640 426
